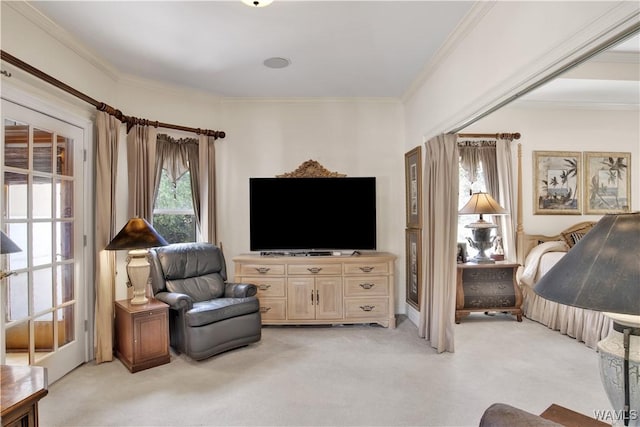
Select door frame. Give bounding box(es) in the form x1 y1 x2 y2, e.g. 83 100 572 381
1 81 95 367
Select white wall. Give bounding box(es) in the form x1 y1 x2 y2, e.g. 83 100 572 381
3 0 638 319
403 2 639 143
464 105 640 235
401 1 639 323
216 99 405 308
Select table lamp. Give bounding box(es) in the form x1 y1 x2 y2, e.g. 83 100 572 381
458 192 507 264
1 230 22 280
105 218 168 305
534 212 640 426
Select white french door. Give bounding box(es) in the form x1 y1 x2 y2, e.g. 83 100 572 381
1 99 87 383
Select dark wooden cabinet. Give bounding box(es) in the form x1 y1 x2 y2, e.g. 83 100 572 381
115 299 170 373
455 262 522 323
1 365 48 427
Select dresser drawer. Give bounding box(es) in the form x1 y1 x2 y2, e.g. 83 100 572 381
343 262 389 275
238 263 285 276
344 298 389 319
240 277 286 297
288 263 342 275
258 299 286 320
344 276 389 297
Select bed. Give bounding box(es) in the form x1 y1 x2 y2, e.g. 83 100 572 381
515 221 612 349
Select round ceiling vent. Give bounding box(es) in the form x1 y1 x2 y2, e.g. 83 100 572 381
263 57 291 69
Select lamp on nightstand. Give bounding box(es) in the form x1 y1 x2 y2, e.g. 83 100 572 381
106 218 169 305
534 212 640 426
458 192 507 264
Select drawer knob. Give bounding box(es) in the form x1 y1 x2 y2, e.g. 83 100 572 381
307 267 322 274
260 306 272 313
359 266 375 273
359 305 375 312
359 283 375 290
255 267 271 274
258 284 271 291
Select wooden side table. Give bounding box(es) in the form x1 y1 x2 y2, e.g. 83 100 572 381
115 299 170 373
455 262 522 323
1 365 48 427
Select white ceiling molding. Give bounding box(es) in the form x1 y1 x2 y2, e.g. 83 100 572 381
401 2 495 103
5 1 120 82
442 2 640 135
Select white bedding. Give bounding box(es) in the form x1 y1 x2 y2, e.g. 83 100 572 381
518 241 612 349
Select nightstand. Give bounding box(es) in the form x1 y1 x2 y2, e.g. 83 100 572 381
114 299 170 372
455 262 522 324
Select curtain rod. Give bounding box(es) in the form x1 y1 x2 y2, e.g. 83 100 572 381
457 132 521 141
1 50 226 139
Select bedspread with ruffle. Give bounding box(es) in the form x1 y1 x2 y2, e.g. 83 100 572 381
518 241 612 349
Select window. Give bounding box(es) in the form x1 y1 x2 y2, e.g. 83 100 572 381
458 161 487 259
153 169 196 243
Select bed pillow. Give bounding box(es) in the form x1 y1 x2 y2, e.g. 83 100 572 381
560 222 596 248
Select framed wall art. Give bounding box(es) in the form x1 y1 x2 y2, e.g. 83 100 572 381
405 228 421 310
584 152 631 214
405 146 422 228
533 151 581 215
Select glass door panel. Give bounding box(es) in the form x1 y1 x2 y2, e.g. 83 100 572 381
1 99 85 383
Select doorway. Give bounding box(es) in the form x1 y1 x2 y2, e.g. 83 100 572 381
1 99 87 383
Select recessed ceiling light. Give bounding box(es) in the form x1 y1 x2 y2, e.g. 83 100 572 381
242 0 274 7
263 57 291 69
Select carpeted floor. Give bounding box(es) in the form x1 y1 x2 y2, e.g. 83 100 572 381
39 314 609 426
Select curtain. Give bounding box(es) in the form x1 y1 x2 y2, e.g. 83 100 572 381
496 139 516 261
458 138 516 261
154 135 202 231
205 136 217 244
458 140 497 192
127 124 157 220
419 133 458 353
94 111 121 363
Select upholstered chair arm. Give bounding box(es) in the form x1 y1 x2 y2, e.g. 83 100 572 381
155 291 194 311
224 282 258 298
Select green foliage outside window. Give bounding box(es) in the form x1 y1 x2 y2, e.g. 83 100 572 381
153 170 196 243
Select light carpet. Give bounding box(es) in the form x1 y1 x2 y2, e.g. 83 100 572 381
39 314 609 426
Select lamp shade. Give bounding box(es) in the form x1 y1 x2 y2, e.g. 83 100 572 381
534 212 640 315
458 192 508 215
1 231 22 254
105 218 169 251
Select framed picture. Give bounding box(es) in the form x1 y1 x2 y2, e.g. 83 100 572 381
584 152 631 214
405 228 421 310
533 151 582 215
405 146 422 229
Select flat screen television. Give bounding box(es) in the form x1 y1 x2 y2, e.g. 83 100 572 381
249 177 376 252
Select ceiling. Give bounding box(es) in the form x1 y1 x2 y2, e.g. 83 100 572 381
29 0 474 98
24 1 640 105
515 34 640 109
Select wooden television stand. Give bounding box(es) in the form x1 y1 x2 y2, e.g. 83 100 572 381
234 251 396 328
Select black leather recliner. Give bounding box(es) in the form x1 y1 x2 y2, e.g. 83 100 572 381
149 242 261 361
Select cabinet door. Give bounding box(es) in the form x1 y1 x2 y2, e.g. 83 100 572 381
287 278 315 320
316 277 343 320
133 311 168 363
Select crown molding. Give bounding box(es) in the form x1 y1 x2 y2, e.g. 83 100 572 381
117 72 225 103
401 2 495 103
5 1 120 81
591 51 639 64
511 99 639 111
441 2 640 135
220 97 402 104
